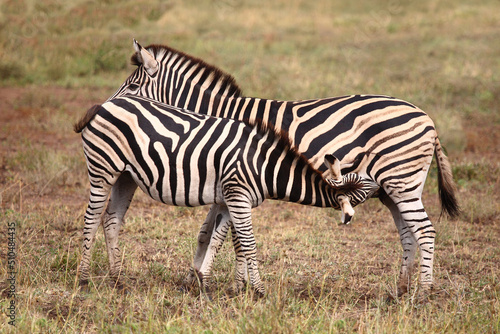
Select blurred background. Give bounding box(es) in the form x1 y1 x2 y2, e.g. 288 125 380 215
1 0 499 155
0 1 498 146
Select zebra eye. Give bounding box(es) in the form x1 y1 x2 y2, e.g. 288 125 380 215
128 83 140 91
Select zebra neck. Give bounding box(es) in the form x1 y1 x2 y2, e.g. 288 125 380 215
263 141 335 208
206 95 288 127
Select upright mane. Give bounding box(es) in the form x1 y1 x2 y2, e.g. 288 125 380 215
131 44 244 98
247 118 363 193
246 118 322 175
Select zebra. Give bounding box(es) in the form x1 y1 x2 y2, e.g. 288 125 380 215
107 40 460 296
74 95 379 294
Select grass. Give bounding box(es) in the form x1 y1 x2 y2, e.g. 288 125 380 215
0 0 499 332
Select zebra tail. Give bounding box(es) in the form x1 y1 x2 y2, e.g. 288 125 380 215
74 104 101 133
435 137 460 219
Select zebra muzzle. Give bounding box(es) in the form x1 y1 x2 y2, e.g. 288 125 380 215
339 195 355 224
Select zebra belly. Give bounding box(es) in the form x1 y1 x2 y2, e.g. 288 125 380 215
124 164 223 207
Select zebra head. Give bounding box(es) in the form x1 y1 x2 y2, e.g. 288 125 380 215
107 39 243 104
323 155 379 224
107 39 160 101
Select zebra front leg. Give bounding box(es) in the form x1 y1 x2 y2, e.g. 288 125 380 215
78 184 112 290
185 204 221 287
189 205 250 294
102 173 137 290
396 198 435 295
195 207 233 293
230 223 249 294
380 192 418 297
226 199 265 297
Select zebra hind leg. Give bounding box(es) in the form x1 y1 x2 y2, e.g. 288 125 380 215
397 197 435 296
102 172 137 291
225 199 265 297
383 190 436 298
78 182 113 291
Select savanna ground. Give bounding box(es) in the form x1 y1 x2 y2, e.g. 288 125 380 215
0 0 499 332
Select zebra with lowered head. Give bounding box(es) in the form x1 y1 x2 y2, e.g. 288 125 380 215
107 40 460 296
74 95 378 295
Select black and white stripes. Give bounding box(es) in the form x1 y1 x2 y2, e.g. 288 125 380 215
107 41 460 295
75 95 376 294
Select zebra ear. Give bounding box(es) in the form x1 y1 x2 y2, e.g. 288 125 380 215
324 154 342 182
133 38 142 53
132 38 158 76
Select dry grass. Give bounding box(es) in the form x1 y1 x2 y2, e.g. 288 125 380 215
0 0 499 332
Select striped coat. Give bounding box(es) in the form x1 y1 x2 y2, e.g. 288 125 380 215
75 95 377 294
107 41 460 295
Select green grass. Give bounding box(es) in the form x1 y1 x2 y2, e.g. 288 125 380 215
0 0 499 332
1 200 499 333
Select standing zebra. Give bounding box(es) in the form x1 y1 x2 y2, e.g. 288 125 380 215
107 40 460 295
74 95 378 294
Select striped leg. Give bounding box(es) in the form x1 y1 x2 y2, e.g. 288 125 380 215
231 223 249 293
79 184 112 288
383 184 435 295
195 206 233 291
185 204 220 287
396 197 435 292
186 204 249 294
380 193 418 296
185 205 227 288
102 172 137 288
225 198 265 296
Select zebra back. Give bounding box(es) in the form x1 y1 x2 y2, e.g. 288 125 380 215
76 95 368 210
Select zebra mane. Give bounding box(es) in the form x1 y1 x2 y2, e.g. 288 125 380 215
246 118 316 169
247 119 318 176
131 44 244 98
247 118 364 193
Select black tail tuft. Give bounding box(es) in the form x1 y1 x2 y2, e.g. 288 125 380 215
437 167 461 219
435 138 461 219
74 104 101 133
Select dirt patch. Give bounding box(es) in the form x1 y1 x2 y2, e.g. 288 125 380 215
0 86 113 211
0 86 110 148
463 115 500 161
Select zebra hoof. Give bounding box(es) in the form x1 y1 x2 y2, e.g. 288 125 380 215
397 283 409 297
415 285 434 303
182 269 198 288
227 279 247 297
79 280 90 293
252 285 266 299
113 281 130 294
